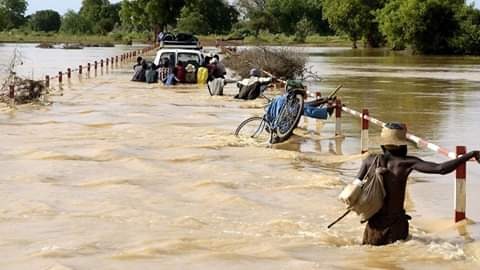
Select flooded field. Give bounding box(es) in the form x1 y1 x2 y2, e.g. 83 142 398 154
1 43 480 269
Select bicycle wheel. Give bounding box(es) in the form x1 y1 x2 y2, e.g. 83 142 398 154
273 92 304 143
234 116 271 142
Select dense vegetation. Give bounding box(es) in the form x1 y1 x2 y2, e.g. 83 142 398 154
0 0 479 54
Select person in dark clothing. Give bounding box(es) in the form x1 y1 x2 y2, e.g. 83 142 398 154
206 57 217 82
175 61 186 83
145 62 158 84
159 58 171 83
213 54 226 78
355 123 480 246
131 57 147 82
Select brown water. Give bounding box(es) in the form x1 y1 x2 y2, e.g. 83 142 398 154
1 44 480 269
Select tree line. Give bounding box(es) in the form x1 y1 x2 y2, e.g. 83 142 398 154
1 0 480 54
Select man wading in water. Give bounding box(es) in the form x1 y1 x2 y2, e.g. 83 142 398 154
355 123 480 246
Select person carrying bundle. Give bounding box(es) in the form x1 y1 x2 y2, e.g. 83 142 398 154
337 123 480 246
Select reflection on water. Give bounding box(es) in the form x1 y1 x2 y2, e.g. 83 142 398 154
0 44 480 269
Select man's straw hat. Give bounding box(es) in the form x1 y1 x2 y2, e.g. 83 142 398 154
380 122 408 146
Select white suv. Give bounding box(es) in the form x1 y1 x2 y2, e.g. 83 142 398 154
153 48 204 67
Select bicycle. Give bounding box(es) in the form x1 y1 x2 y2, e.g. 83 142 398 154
234 80 306 144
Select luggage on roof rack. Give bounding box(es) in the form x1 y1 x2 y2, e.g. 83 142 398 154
159 32 202 50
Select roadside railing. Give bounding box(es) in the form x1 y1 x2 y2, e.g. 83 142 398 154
42 45 158 88
334 99 471 223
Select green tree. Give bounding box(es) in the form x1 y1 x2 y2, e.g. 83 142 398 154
29 10 61 32
377 0 465 54
120 0 186 39
80 0 109 22
323 0 386 48
0 0 28 30
238 0 272 37
176 6 209 34
453 4 480 54
267 0 328 34
239 0 331 37
80 0 120 34
60 10 93 34
176 0 238 35
294 16 314 43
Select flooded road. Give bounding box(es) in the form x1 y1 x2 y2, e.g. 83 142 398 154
1 44 480 269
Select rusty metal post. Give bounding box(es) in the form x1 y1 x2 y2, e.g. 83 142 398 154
335 99 342 136
455 146 467 222
9 84 14 99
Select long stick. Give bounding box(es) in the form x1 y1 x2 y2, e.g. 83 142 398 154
328 85 343 99
327 209 351 229
260 69 287 84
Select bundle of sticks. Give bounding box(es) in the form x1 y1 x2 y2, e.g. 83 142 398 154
223 47 307 79
0 49 49 105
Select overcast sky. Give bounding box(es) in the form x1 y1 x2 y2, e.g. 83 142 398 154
25 0 480 15
26 0 122 15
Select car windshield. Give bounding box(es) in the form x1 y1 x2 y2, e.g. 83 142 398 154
178 53 201 66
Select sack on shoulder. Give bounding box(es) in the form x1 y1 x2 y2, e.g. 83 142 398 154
339 155 386 222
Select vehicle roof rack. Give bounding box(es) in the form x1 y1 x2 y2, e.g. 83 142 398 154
159 41 203 50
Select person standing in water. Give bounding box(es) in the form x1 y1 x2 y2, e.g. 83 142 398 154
354 123 480 246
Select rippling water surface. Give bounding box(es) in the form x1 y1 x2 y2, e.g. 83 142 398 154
1 43 480 269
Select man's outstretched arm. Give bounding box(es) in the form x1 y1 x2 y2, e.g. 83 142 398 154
412 151 480 175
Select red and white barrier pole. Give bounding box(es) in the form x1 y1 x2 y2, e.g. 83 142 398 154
455 146 467 222
361 109 369 154
342 105 458 159
335 99 342 136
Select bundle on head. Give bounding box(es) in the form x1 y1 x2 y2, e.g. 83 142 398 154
223 47 306 79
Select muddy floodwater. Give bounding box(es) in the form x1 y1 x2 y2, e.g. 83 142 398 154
1 43 480 269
